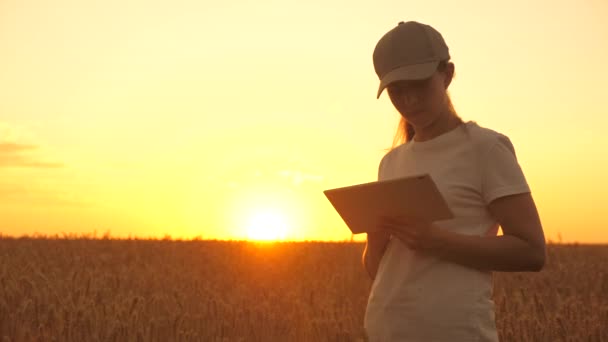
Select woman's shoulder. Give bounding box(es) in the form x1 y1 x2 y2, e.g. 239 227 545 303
379 140 411 168
465 120 507 139
464 121 512 151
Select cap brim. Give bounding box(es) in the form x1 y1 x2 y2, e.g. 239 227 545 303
376 61 439 99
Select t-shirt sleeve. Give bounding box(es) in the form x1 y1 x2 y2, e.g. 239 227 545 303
481 135 531 204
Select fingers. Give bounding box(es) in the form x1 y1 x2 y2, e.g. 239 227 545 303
367 230 391 239
378 224 430 251
378 215 415 224
379 227 416 248
392 233 421 250
379 223 419 237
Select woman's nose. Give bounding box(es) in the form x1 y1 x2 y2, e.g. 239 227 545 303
401 91 420 106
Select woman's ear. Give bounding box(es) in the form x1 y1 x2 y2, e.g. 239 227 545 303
444 62 455 89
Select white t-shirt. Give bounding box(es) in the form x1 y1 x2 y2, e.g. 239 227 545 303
364 121 531 342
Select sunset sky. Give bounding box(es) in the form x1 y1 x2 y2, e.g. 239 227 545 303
1 0 607 243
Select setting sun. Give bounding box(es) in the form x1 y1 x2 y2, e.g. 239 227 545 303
246 210 289 241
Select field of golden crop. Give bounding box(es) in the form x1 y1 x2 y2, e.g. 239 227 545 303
0 237 606 341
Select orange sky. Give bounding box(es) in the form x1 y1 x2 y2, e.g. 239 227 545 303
1 0 607 243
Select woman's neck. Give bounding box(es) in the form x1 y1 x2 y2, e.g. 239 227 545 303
413 111 463 142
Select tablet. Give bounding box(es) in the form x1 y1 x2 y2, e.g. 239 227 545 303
323 174 454 234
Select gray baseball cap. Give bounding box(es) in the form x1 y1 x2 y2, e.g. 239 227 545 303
373 21 450 99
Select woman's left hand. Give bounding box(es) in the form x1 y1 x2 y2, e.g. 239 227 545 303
377 216 447 252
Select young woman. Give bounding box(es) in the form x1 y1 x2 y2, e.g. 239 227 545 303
362 21 546 341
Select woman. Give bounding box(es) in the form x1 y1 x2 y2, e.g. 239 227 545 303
362 21 546 341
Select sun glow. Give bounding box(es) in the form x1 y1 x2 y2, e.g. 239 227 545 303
246 210 288 241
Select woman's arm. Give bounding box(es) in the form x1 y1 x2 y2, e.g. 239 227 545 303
362 232 391 280
379 192 546 272
435 192 546 272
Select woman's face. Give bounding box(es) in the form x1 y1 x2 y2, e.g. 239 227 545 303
386 65 453 129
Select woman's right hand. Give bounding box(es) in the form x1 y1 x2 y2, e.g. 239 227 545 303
367 230 391 245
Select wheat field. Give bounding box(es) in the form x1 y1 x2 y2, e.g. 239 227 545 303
0 237 606 341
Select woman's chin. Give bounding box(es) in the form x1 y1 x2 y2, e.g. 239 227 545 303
406 115 429 127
